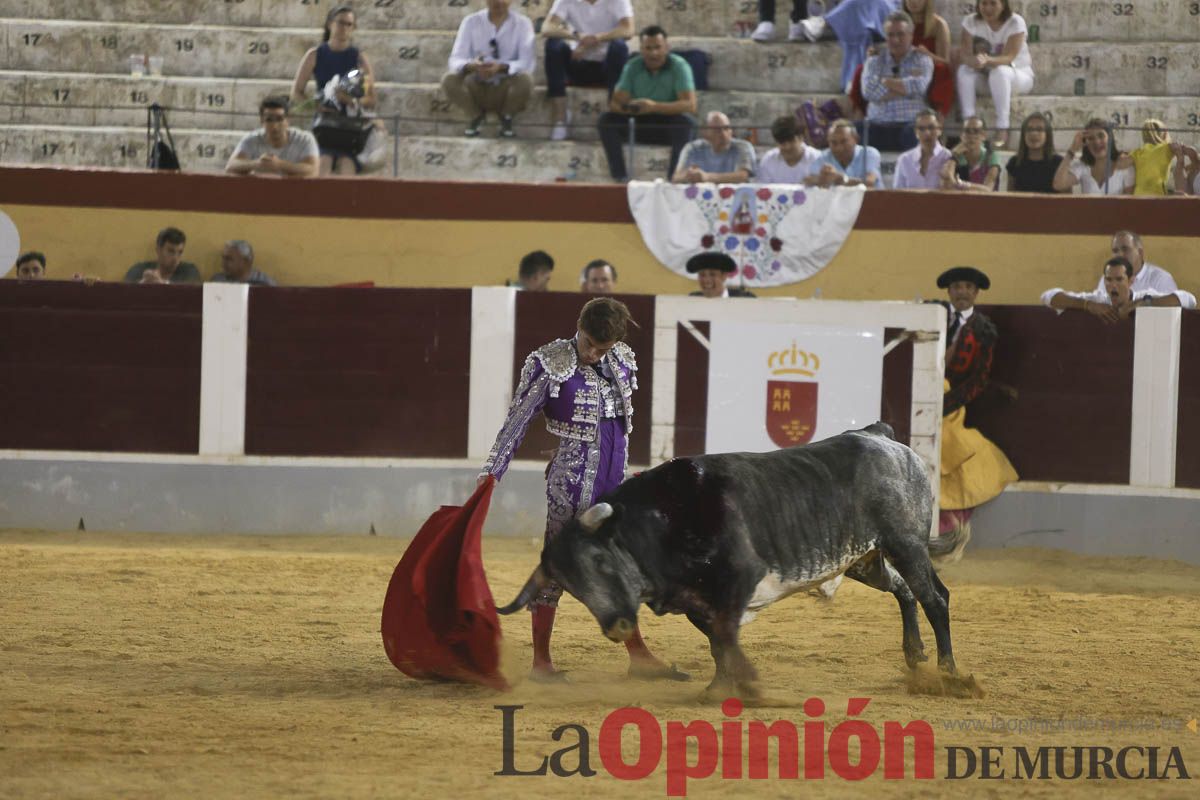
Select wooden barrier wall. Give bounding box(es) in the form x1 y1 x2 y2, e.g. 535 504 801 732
2 282 1193 489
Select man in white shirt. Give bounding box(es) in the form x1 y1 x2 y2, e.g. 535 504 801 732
892 108 952 189
756 115 822 184
442 0 536 138
543 0 634 141
1041 256 1196 323
1097 230 1179 296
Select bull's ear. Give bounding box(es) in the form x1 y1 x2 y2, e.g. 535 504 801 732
578 502 614 532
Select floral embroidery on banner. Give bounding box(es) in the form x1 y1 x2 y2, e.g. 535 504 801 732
687 184 806 284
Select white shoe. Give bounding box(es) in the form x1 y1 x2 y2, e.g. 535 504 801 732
549 110 571 141
750 21 776 42
800 16 826 43
787 21 805 41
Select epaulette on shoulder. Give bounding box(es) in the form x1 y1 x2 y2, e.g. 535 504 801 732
531 338 578 383
973 312 999 342
611 341 637 371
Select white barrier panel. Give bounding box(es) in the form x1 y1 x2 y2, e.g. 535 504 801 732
1130 307 1182 488
198 283 249 456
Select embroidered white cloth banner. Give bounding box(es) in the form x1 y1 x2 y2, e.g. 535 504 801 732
627 181 866 287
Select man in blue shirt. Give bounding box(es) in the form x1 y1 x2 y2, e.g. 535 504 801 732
858 11 932 153
597 25 697 181
671 111 756 184
807 119 881 188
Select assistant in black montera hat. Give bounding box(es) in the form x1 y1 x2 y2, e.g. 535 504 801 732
686 252 756 298
935 266 1017 561
936 266 995 417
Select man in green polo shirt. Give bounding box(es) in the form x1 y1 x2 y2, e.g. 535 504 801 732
597 25 697 182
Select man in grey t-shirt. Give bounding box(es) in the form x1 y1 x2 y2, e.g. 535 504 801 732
671 110 756 184
225 96 319 178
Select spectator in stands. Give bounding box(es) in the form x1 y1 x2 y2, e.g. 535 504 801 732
225 97 319 178
750 0 808 42
212 241 276 286
858 11 932 152
1171 142 1200 195
1004 111 1063 193
581 259 617 293
1041 257 1196 322
509 250 554 291
687 252 755 298
807 119 881 188
941 115 1002 191
893 108 951 189
812 0 898 93
598 25 697 182
846 0 952 121
1130 119 1175 196
1100 230 1179 297
542 0 634 141
903 0 952 115
956 0 1034 149
1052 119 1134 195
443 0 536 139
672 111 756 184
756 115 822 184
290 5 378 175
124 227 201 284
13 251 46 280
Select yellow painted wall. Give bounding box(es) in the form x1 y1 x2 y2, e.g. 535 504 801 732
5 203 1198 305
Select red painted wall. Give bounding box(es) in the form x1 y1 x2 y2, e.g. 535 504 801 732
0 281 201 453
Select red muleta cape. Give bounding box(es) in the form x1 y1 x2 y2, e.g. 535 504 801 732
380 476 509 690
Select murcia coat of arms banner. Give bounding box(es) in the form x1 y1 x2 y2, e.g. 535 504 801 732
627 181 866 287
706 321 883 454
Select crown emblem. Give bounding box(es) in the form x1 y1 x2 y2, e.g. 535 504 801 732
768 342 820 378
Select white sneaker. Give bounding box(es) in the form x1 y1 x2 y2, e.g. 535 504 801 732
549 110 571 141
800 16 826 43
750 21 776 42
787 21 805 41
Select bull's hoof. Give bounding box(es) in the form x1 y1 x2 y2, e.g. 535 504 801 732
698 679 761 704
628 662 691 682
529 668 570 684
904 649 930 670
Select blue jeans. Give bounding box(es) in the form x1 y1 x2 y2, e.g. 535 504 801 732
544 38 629 98
597 113 695 180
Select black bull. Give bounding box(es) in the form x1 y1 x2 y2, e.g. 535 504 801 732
499 423 966 699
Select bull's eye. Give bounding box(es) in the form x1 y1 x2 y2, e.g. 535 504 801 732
592 555 612 575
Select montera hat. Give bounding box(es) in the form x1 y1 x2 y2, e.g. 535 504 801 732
686 252 738 274
936 266 990 290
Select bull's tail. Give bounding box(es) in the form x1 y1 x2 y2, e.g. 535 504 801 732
927 524 971 564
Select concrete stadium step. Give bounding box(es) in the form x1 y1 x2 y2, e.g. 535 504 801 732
0 87 1187 183
6 65 1193 151
0 123 684 183
3 18 1199 97
1 0 1196 42
0 70 842 141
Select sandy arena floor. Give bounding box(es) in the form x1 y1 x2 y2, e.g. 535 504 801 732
2 530 1198 798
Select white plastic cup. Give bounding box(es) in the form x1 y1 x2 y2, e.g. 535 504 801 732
148 56 163 77
129 54 146 77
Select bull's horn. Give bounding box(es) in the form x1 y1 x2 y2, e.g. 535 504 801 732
495 567 546 615
578 502 613 532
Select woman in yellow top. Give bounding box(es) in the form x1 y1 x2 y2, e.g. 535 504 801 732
1130 119 1175 196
